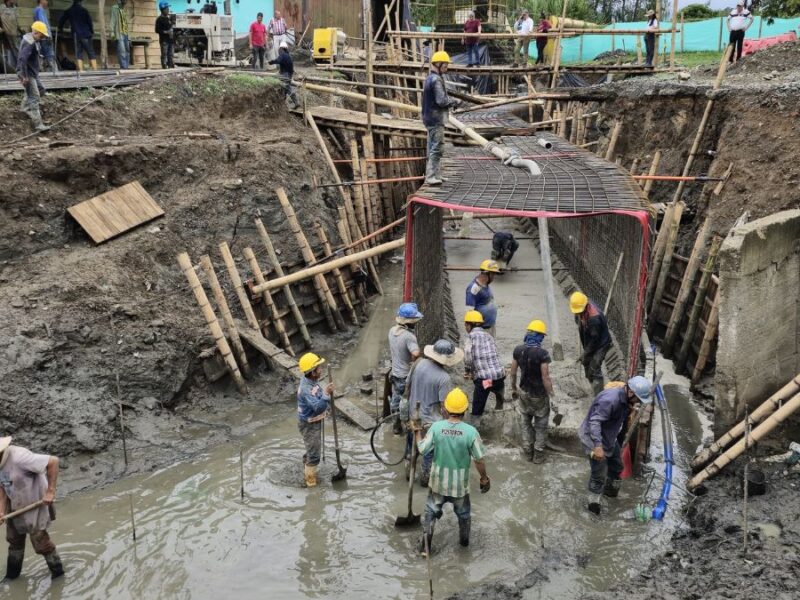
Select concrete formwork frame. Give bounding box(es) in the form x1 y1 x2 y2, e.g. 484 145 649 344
403 196 651 377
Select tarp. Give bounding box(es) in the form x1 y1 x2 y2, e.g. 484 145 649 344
743 31 798 56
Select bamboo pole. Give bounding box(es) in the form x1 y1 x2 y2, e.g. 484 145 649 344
642 150 662 199
373 0 397 41
365 133 393 226
717 17 723 51
713 162 734 196
629 158 640 176
680 12 685 53
675 235 723 371
251 237 405 295
690 289 719 384
604 252 625 315
276 187 345 331
98 0 108 69
315 221 359 326
549 0 571 91
654 0 662 67
649 200 685 333
537 218 564 361
669 0 679 69
645 202 676 310
688 391 800 490
663 218 712 356
604 121 622 162
254 218 312 349
366 1 374 135
672 47 732 204
199 255 251 377
243 247 295 355
338 211 369 318
219 242 261 333
350 140 369 236
177 252 247 394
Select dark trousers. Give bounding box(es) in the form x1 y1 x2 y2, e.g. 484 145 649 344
729 30 745 62
74 36 95 60
160 40 174 68
465 43 479 66
535 38 547 64
644 33 655 66
471 376 505 416
587 442 623 495
252 45 266 69
7 519 56 556
582 343 611 394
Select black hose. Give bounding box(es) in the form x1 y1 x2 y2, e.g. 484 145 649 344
370 413 407 466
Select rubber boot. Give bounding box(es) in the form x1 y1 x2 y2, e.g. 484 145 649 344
533 448 546 464
458 517 471 547
44 550 64 579
90 59 98 71
523 445 535 462
392 416 403 435
304 464 318 488
77 59 84 72
31 111 51 132
5 549 24 580
494 392 504 411
416 524 434 556
603 479 622 498
587 493 602 515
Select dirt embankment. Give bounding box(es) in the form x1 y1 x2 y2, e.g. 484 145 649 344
0 72 345 484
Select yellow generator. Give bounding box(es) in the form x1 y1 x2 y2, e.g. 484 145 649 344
313 27 348 62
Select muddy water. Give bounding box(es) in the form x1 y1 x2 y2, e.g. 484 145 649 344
0 242 705 600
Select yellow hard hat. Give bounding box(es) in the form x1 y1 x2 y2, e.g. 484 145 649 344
31 21 50 37
526 319 547 334
444 388 469 414
298 352 325 374
464 310 484 324
569 291 589 314
431 50 451 64
479 259 501 273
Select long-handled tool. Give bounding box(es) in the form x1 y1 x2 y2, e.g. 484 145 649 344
395 405 422 527
0 500 45 525
328 367 348 482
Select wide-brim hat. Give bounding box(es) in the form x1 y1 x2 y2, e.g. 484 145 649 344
424 344 464 367
0 436 11 453
646 9 656 16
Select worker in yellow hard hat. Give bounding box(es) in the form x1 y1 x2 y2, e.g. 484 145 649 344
296 352 334 487
421 49 458 186
569 291 612 396
510 319 555 463
466 259 500 336
463 310 505 425
16 21 51 132
414 387 490 556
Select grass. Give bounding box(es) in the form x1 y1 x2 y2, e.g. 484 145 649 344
573 50 725 69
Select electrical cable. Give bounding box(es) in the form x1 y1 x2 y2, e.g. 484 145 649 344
370 413 407 466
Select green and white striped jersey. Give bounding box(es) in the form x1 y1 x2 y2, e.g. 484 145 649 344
418 420 486 498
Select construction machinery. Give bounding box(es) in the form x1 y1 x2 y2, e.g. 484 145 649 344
172 11 237 66
313 28 347 62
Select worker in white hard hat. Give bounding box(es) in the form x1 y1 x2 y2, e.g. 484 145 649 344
269 39 299 108
421 49 458 186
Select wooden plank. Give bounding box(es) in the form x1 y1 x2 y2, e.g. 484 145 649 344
334 397 376 431
67 181 164 244
237 323 304 380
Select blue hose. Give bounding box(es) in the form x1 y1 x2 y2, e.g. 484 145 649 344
651 383 673 521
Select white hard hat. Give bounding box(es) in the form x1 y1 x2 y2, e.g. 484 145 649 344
280 41 288 49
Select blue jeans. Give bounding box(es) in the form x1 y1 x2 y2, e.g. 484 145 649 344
587 442 623 495
74 36 95 60
465 43 479 65
425 125 444 180
423 491 471 529
406 424 434 483
39 38 55 67
390 375 406 412
116 35 130 69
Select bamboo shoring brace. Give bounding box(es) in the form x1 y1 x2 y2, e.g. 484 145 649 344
648 200 685 333
604 121 622 162
349 139 370 237
642 150 662 198
242 247 295 356
254 218 312 349
177 252 247 394
645 202 677 311
338 209 369 318
219 241 261 333
199 255 251 377
276 187 346 331
690 288 719 384
315 221 359 326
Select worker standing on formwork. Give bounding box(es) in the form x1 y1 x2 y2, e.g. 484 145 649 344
509 319 553 463
268 41 299 109
421 50 457 186
579 376 651 515
1 0 22 69
569 291 612 396
465 259 500 336
155 2 174 69
644 9 658 67
415 388 490 556
296 352 334 488
0 436 64 580
58 0 96 71
109 0 130 69
388 303 423 434
463 310 505 426
402 339 463 487
17 22 50 132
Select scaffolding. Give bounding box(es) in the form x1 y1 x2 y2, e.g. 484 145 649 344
431 0 518 26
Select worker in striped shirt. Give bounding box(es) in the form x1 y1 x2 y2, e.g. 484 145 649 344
463 310 505 423
268 10 287 61
415 388 490 556
727 2 753 63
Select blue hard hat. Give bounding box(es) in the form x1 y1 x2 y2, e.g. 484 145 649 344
397 302 423 320
159 2 170 10
627 376 652 403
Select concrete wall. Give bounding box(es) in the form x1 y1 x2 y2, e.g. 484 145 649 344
714 209 800 435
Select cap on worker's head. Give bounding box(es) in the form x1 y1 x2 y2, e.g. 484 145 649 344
424 339 465 366
526 319 547 334
396 302 423 324
736 1 744 5
31 21 50 37
627 375 653 403
298 352 325 374
444 388 469 415
280 41 289 49
646 9 656 16
464 310 485 325
0 436 11 453
569 291 589 314
479 259 501 273
158 1 170 9
431 50 451 65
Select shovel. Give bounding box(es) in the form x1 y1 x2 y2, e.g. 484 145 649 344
0 500 45 525
395 436 421 527
327 367 348 482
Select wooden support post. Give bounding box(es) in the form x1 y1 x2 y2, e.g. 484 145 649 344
199 255 251 377
338 211 369 318
364 134 391 230
718 16 724 51
537 219 563 361
219 242 261 332
670 0 679 69
654 0 662 67
643 150 662 199
276 187 346 331
361 157 376 237
98 0 108 69
243 247 295 355
691 289 720 384
549 0 571 90
177 252 247 394
675 235 723 372
713 162 735 196
629 158 641 175
559 104 568 138
315 222 359 326
636 35 643 64
680 11 685 53
350 140 369 236
365 2 374 135
645 202 676 311
604 121 622 162
604 252 625 315
649 201 685 335
663 218 712 357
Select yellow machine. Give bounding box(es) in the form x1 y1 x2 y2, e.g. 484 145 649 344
313 27 347 62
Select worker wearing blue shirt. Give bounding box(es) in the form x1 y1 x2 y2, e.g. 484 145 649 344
466 259 501 334
296 352 334 488
32 0 54 70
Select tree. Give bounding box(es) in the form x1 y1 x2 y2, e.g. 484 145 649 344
759 0 800 17
681 3 717 20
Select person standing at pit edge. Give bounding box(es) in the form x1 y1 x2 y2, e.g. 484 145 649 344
249 12 267 70
297 353 334 488
535 11 551 65
644 9 658 67
466 259 500 336
109 0 130 69
267 10 287 60
32 0 55 71
579 376 651 515
415 388 490 556
463 310 505 426
58 0 96 71
155 2 174 69
421 50 458 186
569 291 612 396
462 10 481 67
388 302 422 434
0 436 64 580
17 21 50 132
512 8 533 67
727 2 753 64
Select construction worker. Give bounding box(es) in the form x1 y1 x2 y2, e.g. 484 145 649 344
644 9 657 67
579 376 652 515
32 0 54 71
388 302 423 434
404 339 463 487
727 2 753 63
58 0 96 71
109 0 130 69
0 436 64 580
17 21 50 132
297 352 334 488
1 0 22 69
490 231 520 267
155 2 174 69
415 388 490 556
463 310 505 423
509 319 553 463
268 40 299 108
421 50 457 186
466 259 500 335
569 291 612 396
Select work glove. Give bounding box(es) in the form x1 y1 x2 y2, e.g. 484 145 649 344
479 476 491 494
410 418 422 432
